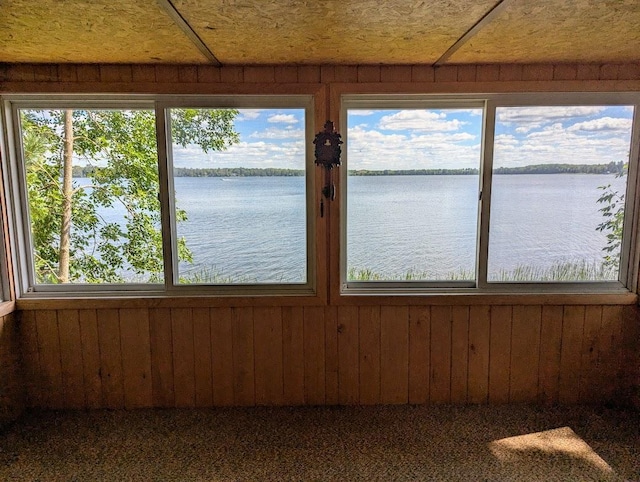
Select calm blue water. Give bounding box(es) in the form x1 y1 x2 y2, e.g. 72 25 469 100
348 174 624 281
77 174 625 283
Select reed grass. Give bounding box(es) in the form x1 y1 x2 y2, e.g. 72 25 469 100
348 259 617 282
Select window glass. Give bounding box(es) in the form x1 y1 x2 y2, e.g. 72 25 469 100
19 108 163 285
346 107 483 282
169 108 307 284
488 105 634 282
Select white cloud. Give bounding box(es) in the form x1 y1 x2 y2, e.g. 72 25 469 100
349 110 375 116
496 106 607 125
379 110 466 132
493 120 632 168
237 109 261 121
249 127 304 140
268 114 298 124
347 125 481 170
568 117 633 133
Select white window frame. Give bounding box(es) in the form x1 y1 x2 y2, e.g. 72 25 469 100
340 93 640 295
1 94 316 298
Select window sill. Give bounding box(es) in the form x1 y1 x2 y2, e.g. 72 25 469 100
15 293 325 310
334 290 638 306
0 301 16 317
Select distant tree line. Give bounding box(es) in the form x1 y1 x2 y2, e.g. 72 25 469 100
72 161 625 178
493 161 624 175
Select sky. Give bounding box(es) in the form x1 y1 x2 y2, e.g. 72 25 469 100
348 105 635 170
172 108 306 170
173 104 634 171
32 104 632 171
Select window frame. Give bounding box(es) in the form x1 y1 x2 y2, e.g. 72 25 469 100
340 92 640 295
2 94 318 298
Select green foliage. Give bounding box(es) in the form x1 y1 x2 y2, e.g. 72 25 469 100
348 260 617 283
21 108 238 284
596 163 627 269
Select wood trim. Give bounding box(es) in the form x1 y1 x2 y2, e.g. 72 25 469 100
155 0 221 66
434 0 510 66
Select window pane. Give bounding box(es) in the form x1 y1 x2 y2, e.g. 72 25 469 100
170 108 307 284
20 108 163 284
489 105 634 282
346 108 483 281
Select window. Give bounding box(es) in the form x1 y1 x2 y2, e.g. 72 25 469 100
342 94 640 293
345 103 484 285
166 106 308 286
17 106 164 288
4 96 315 296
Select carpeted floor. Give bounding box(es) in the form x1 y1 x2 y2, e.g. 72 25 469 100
0 404 638 481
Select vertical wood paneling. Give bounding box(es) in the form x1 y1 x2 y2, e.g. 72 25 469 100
0 314 22 423
57 309 84 409
380 306 409 404
408 306 430 404
78 309 102 409
450 306 469 403
303 307 325 405
254 307 283 406
430 306 452 403
580 306 603 402
232 307 255 406
338 306 359 404
20 310 42 408
599 305 623 401
192 308 213 407
538 305 563 404
620 305 639 403
17 301 635 409
172 308 195 408
119 308 152 409
211 307 234 406
149 308 174 407
467 305 490 404
282 306 304 405
97 309 124 409
36 310 63 409
489 306 512 404
509 305 542 402
324 306 339 405
358 306 381 405
559 306 585 404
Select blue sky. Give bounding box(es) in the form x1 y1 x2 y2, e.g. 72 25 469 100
347 105 634 170
172 108 306 169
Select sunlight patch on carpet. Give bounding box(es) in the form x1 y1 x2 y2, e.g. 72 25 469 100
489 426 614 474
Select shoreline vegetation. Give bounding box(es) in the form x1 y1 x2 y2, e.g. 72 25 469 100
72 161 625 178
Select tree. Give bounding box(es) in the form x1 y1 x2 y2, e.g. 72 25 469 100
21 108 239 283
596 163 627 269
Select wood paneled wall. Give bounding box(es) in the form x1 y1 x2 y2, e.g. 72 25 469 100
18 304 636 409
2 62 640 92
2 61 640 410
0 312 23 424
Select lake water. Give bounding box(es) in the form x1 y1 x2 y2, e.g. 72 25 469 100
169 173 624 283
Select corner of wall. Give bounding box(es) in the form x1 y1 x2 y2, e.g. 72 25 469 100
0 311 24 427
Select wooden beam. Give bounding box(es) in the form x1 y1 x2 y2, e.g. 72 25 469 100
156 0 221 66
434 0 510 66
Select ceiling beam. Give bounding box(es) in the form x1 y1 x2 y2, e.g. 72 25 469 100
156 0 221 66
434 0 510 67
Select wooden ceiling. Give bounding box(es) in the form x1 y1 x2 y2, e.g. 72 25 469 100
1 0 639 66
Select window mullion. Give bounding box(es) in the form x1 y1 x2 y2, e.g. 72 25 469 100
477 101 496 289
620 103 640 291
155 104 176 290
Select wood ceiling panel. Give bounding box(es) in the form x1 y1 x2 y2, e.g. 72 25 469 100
173 0 498 65
0 0 207 64
449 0 640 64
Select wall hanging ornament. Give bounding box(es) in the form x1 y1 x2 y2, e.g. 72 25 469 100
313 120 342 216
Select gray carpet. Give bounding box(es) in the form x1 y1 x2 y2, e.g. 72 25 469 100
0 405 638 481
